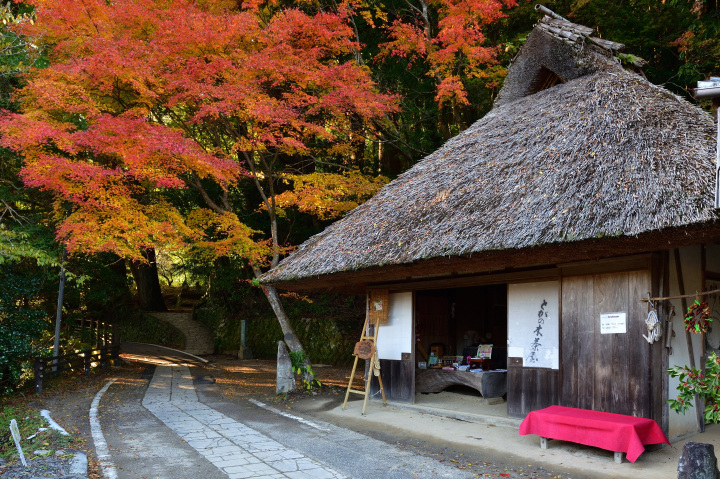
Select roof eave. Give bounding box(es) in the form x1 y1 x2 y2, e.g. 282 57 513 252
265 222 720 292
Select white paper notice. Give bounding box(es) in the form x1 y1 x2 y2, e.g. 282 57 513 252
600 312 627 334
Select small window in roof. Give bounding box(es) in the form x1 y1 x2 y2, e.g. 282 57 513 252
529 66 564 95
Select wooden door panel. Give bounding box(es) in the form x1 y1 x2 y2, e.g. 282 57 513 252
561 276 594 409
561 270 652 417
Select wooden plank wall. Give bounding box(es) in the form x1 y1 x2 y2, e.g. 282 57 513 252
653 251 670 434
560 270 659 420
370 359 413 402
507 367 559 418
561 276 594 409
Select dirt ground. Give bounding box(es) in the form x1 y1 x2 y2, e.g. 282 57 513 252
5 355 567 479
206 355 365 399
2 356 365 478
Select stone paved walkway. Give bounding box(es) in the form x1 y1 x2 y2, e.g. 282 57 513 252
142 365 345 479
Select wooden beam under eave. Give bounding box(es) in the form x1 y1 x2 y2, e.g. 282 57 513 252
268 224 720 293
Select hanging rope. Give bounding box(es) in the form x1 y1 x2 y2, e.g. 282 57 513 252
641 287 720 303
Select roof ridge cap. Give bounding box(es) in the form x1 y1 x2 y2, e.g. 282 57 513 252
535 4 625 53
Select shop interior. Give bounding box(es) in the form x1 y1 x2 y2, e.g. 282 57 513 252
414 284 509 413
415 284 508 369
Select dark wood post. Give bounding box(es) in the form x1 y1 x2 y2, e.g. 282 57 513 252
100 347 107 370
34 358 43 394
111 344 120 367
84 349 91 376
674 248 704 432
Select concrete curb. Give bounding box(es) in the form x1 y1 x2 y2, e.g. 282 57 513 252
68 450 88 476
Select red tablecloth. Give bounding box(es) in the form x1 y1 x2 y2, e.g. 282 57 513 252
518 405 670 462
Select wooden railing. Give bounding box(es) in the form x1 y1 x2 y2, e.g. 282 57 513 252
72 319 117 347
33 344 121 394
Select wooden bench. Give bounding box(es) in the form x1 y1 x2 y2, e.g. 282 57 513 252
415 369 507 399
519 405 670 463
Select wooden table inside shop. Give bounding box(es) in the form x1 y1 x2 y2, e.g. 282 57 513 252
415 368 507 399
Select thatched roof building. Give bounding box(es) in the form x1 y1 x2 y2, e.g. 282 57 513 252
262 10 719 291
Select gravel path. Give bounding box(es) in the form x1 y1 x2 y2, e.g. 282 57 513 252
0 449 87 478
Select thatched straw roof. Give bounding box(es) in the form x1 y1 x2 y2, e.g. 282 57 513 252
495 14 632 107
261 14 718 289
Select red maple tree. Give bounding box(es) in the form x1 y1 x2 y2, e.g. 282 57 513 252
1 0 397 356
377 0 516 121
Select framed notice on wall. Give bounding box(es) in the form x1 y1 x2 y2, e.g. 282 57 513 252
507 281 560 369
600 312 627 334
368 289 389 324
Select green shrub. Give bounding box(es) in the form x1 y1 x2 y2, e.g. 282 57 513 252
245 296 363 365
116 312 186 349
0 264 52 396
195 286 364 365
669 351 720 423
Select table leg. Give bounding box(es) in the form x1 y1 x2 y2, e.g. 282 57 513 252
540 437 548 450
614 452 623 464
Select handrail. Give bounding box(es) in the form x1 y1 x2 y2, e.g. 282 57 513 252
34 344 120 394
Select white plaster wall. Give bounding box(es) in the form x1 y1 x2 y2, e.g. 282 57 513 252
707 243 720 272
668 245 704 440
376 292 413 360
507 281 560 369
706 244 720 353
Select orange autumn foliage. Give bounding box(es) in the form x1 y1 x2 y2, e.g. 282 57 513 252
273 171 389 221
377 0 516 106
0 0 397 262
186 209 274 265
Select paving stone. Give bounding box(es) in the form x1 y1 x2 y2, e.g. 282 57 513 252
213 458 252 468
224 464 255 474
246 462 279 473
271 460 302 473
225 469 258 478
142 365 345 479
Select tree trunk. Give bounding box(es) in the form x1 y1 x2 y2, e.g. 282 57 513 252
129 248 167 312
230 152 313 381
108 256 134 306
52 248 67 368
262 283 304 353
262 283 314 383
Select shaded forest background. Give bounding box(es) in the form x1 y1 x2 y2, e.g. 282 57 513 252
1 0 719 395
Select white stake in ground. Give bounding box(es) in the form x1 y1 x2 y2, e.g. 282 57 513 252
9 419 28 467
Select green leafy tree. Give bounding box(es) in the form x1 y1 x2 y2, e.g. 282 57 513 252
669 352 720 424
0 262 51 394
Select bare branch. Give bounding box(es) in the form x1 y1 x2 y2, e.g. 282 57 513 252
0 198 29 224
186 176 227 214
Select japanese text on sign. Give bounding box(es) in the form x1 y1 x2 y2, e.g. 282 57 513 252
600 312 627 334
527 299 548 364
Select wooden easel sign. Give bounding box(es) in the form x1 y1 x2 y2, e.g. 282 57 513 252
343 291 389 415
353 340 375 360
